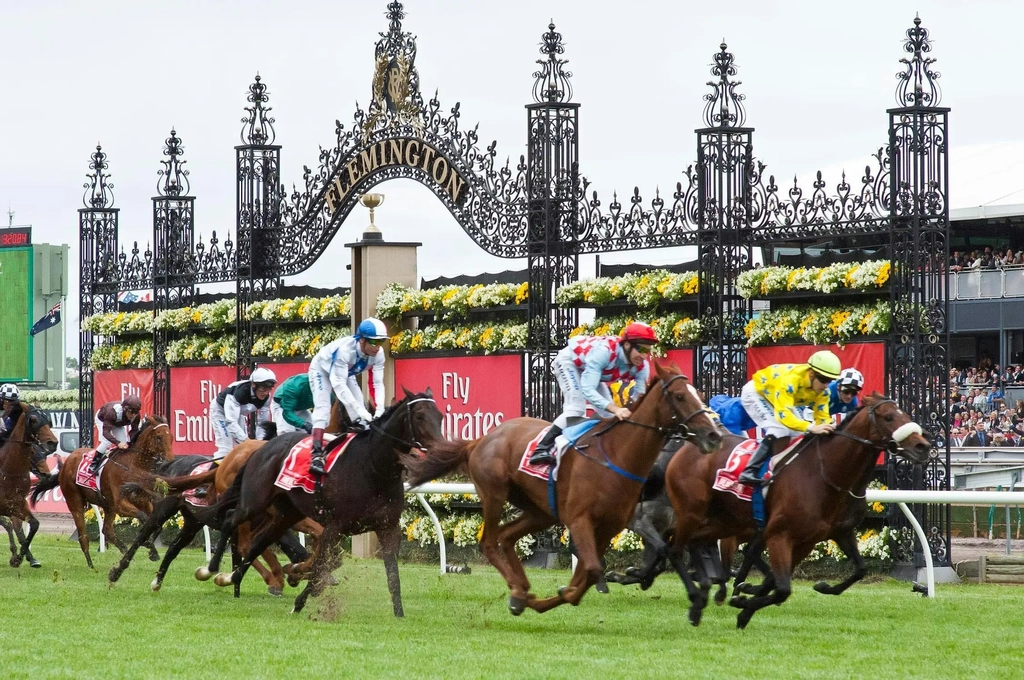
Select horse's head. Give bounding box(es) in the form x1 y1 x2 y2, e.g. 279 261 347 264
650 361 722 454
373 387 444 451
22 406 58 455
134 415 173 461
856 393 933 463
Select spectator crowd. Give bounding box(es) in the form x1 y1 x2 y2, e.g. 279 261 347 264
950 247 1024 272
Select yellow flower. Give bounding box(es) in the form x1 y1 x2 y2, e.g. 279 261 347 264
875 262 891 286
298 300 310 317
593 324 611 336
406 518 419 541
569 325 587 338
682 275 698 295
476 521 485 542
744 319 756 338
410 333 423 349
859 312 874 334
829 311 852 334
120 349 132 363
272 340 282 352
442 289 460 305
479 327 494 344
191 310 202 324
307 334 321 356
845 266 861 286
657 278 671 294
799 314 817 335
514 282 529 304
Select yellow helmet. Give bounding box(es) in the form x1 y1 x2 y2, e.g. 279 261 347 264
807 350 842 380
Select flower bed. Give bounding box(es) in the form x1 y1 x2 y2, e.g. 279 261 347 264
251 325 350 360
18 389 79 411
568 313 702 351
555 269 699 308
744 300 890 347
376 282 528 321
89 341 155 370
736 260 890 299
389 322 527 355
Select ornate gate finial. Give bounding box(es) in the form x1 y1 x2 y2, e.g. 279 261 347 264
702 42 746 128
241 74 276 145
83 144 115 208
532 22 573 104
157 129 190 197
896 15 941 107
386 0 405 31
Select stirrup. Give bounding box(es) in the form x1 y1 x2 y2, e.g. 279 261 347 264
737 472 766 487
308 456 326 476
529 450 555 466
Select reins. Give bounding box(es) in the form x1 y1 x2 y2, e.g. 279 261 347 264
367 396 436 451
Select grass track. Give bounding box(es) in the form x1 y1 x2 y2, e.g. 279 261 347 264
0 536 1020 679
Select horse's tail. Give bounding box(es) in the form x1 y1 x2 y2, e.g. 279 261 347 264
30 473 60 507
404 438 479 488
118 482 155 508
156 468 219 492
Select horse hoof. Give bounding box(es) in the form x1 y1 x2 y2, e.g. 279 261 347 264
214 573 233 587
595 581 609 595
148 551 160 562
688 606 704 627
195 566 212 581
151 577 162 592
10 556 21 568
737 609 755 629
714 590 727 606
29 559 41 568
268 586 283 597
108 568 121 583
287 574 301 588
508 595 526 616
812 581 831 594
729 595 747 609
624 567 641 577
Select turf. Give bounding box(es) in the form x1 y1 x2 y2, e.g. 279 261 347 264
1 535 1020 679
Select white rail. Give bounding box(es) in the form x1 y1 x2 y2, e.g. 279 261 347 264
405 484 1024 598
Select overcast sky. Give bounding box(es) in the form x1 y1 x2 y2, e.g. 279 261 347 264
2 0 1022 347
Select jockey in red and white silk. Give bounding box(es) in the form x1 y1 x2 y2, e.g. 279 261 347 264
529 322 658 466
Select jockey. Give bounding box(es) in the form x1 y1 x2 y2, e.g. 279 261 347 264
90 394 142 473
828 368 864 416
209 367 277 462
736 350 842 487
307 318 389 476
0 383 21 444
528 322 657 467
271 372 328 435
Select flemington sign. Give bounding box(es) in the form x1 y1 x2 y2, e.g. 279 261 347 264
323 138 470 215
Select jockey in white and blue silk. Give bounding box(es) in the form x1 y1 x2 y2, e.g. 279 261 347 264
307 317 389 476
528 322 657 466
827 368 864 416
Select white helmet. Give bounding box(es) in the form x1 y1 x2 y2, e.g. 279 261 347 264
249 367 277 388
837 368 864 391
0 383 19 401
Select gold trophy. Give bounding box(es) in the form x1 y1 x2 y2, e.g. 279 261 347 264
359 192 385 240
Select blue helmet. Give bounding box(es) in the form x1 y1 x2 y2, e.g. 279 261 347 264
355 317 389 340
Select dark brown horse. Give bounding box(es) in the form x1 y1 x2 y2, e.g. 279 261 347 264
0 404 58 567
664 393 932 628
406 361 722 616
202 388 444 616
31 416 173 568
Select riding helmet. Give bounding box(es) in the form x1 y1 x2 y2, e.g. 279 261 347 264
249 367 278 388
620 322 658 345
807 350 842 380
121 394 142 411
838 368 864 391
355 317 389 340
0 383 19 402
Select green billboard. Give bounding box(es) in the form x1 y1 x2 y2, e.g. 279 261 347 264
0 248 32 381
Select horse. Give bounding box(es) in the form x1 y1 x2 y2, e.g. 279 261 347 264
405 361 723 616
201 388 443 616
663 392 933 628
0 404 58 567
31 416 174 568
110 423 323 596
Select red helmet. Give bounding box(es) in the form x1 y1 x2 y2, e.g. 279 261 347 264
620 322 657 344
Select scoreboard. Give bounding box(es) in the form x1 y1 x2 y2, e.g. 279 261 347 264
0 246 32 381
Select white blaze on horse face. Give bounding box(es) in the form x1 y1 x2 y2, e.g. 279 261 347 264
892 422 924 443
686 383 705 406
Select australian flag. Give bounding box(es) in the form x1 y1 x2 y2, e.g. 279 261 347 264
30 302 61 336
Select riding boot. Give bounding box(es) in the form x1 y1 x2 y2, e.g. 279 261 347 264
309 428 327 477
88 451 107 475
528 425 563 467
737 434 776 487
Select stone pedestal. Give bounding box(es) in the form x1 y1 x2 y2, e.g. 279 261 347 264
347 235 420 559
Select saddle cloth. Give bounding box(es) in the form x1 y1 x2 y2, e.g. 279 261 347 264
75 450 108 492
517 420 601 482
274 433 357 494
183 461 216 507
712 436 805 501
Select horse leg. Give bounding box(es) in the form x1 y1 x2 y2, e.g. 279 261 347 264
109 501 176 583
11 511 41 568
732 535 805 630
2 516 18 566
154 511 203 591
198 508 236 580
220 508 299 590
528 518 604 614
144 525 164 562
292 524 344 615
627 511 671 591
377 523 404 618
239 521 284 596
476 493 530 612
813 528 867 596
492 511 552 612
732 534 764 596
66 491 94 569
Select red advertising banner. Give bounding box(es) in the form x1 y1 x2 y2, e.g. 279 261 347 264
394 355 523 440
664 348 696 381
169 366 237 455
92 369 154 416
746 342 886 396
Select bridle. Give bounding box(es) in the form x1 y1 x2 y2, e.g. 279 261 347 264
612 374 711 441
2 408 54 448
367 396 437 451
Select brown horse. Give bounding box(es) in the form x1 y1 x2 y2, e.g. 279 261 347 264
406 361 722 616
0 404 58 567
664 393 933 628
31 416 173 568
